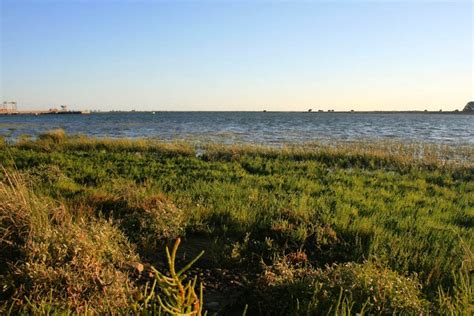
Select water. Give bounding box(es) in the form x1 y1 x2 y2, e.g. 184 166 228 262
0 112 473 145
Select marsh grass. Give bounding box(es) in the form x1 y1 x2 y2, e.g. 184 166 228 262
1 132 473 314
18 129 195 157
38 129 67 143
0 170 208 315
202 141 474 170
253 258 428 315
82 182 186 256
0 169 140 314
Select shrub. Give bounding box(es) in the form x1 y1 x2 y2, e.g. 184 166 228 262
123 194 186 254
85 182 185 255
0 171 140 314
254 258 428 315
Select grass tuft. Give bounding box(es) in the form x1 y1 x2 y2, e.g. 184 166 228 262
0 170 139 314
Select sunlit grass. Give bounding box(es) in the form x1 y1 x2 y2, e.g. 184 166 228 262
1 131 472 314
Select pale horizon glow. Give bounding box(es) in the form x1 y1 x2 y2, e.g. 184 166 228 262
1 0 473 112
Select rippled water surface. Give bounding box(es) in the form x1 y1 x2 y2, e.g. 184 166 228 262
1 112 473 145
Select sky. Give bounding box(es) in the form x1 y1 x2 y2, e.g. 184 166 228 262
1 0 473 111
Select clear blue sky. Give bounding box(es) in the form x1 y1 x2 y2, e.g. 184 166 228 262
1 0 472 111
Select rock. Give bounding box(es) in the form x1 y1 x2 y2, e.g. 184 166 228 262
463 101 474 112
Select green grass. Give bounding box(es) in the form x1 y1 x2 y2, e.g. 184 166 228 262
1 131 473 314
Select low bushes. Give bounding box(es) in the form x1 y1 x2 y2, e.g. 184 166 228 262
254 258 428 315
83 181 185 256
0 172 140 314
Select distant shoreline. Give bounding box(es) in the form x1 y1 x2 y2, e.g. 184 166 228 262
63 110 474 113
93 110 473 114
1 110 473 116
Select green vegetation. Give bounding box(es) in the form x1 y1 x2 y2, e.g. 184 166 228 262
1 130 473 314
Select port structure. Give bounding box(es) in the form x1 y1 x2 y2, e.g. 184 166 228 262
1 101 17 113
